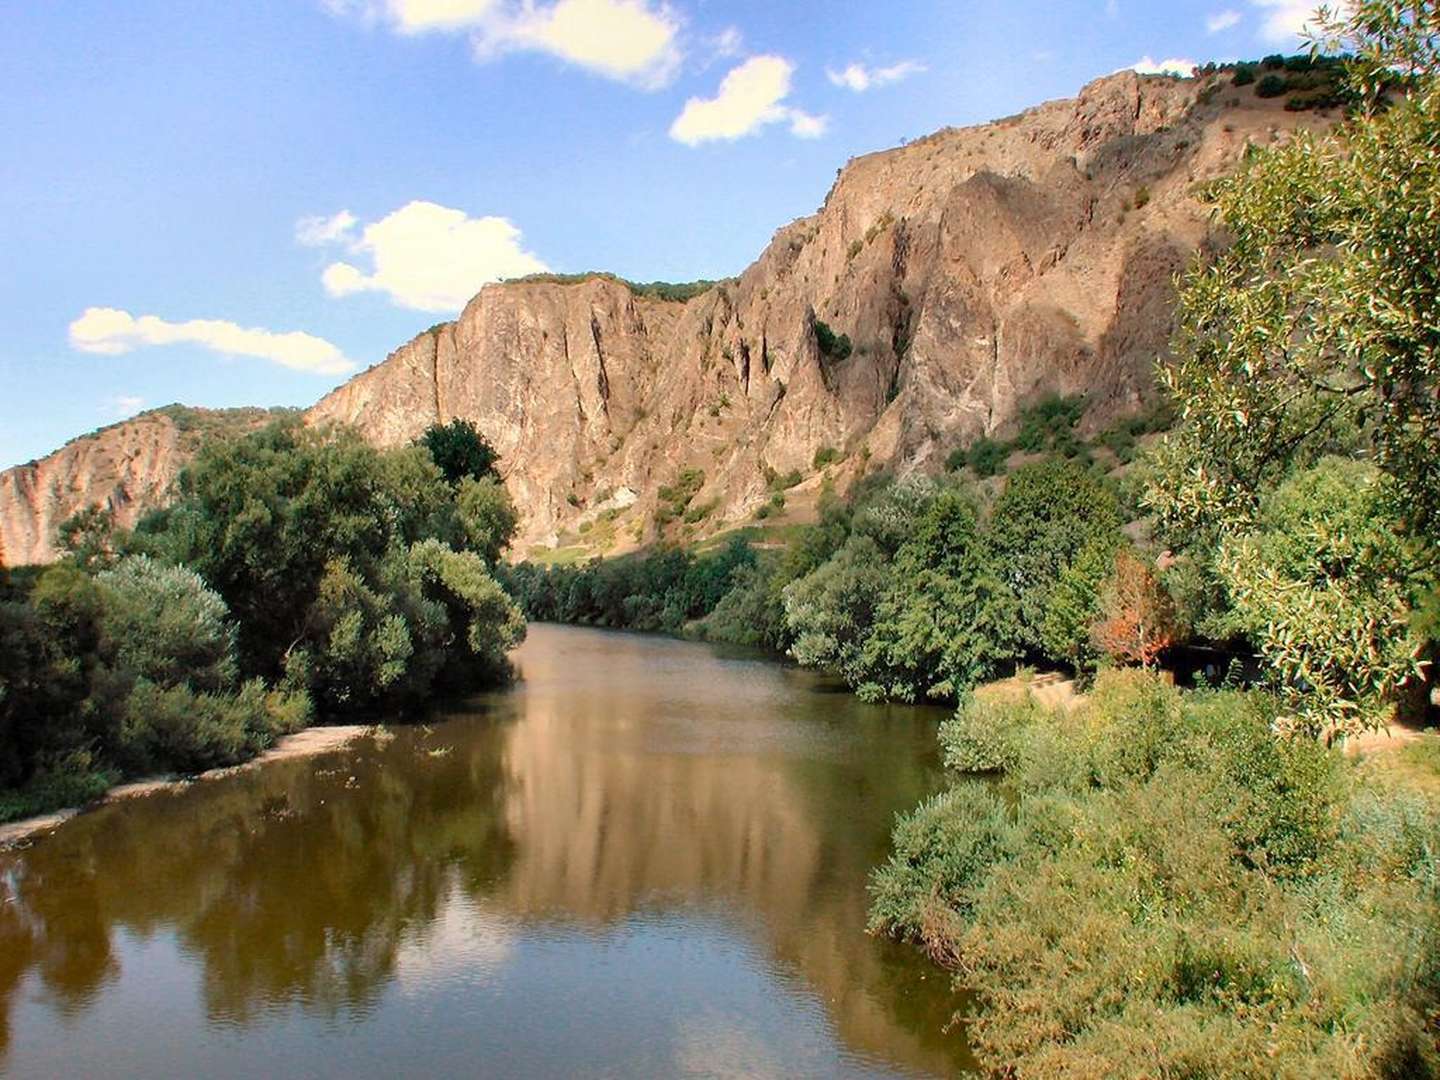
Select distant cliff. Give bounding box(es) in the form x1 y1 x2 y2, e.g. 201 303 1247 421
0 70 1337 565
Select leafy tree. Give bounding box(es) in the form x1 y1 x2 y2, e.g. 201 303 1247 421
1091 547 1181 669
96 555 238 693
1148 3 1440 543
418 419 500 486
57 506 119 572
456 476 518 566
1039 532 1122 669
1216 458 1428 737
987 460 1123 655
855 492 1019 702
783 535 892 685
134 421 523 713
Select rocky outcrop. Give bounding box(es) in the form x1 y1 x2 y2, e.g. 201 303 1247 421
0 408 286 566
0 71 1336 564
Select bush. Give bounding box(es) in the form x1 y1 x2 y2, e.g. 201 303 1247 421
813 320 853 361
118 679 309 774
1256 73 1288 97
872 669 1438 1077
812 446 841 470
964 436 1010 477
940 690 1044 774
867 785 1017 946
1232 64 1256 86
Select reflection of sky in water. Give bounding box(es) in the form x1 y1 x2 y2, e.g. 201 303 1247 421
7 904 918 1078
0 626 969 1078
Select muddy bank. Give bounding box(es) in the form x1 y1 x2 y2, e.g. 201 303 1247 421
0 725 375 849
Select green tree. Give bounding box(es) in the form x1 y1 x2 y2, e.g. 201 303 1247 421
855 491 1019 702
1147 2 1440 542
986 460 1123 655
1216 458 1428 737
418 419 500 486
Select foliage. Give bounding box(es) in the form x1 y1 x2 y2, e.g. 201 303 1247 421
1091 546 1181 667
456 476 518 566
509 271 725 302
812 445 842 470
987 460 1124 653
1038 533 1121 669
418 419 500 486
1146 28 1440 543
939 689 1045 774
813 319 853 360
656 468 706 525
2 417 527 818
1014 393 1086 455
1216 458 1429 737
852 492 1020 702
1256 71 1288 96
505 536 755 635
872 671 1440 1077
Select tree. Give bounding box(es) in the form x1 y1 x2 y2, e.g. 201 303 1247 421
1215 458 1428 737
1091 547 1180 669
855 491 1019 702
1040 533 1122 669
1147 2 1440 543
418 419 500 486
456 476 518 566
986 460 1123 654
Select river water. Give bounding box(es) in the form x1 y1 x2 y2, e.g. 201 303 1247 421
0 624 974 1078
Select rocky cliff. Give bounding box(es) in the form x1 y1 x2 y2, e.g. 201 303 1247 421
0 71 1336 565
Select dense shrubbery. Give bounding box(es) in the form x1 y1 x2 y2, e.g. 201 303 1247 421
871 671 1440 1077
0 418 525 820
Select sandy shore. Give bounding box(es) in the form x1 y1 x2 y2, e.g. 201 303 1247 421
0 725 374 850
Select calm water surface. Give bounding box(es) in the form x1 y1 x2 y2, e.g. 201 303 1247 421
0 625 973 1077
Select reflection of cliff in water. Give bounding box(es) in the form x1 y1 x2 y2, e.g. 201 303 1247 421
0 626 967 1075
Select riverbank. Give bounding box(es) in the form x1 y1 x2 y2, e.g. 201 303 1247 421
0 724 375 850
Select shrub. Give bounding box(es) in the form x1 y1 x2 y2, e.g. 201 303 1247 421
867 785 1017 946
1232 64 1256 86
813 320 853 361
940 691 1044 774
1256 73 1288 97
965 436 1010 477
812 446 842 470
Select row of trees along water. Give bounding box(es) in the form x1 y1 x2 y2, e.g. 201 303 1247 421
0 419 524 822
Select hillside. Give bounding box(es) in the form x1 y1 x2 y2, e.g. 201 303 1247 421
0 68 1339 565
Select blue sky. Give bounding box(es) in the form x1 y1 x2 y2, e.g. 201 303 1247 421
0 0 1322 468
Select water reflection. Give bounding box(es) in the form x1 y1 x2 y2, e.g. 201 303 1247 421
0 625 971 1077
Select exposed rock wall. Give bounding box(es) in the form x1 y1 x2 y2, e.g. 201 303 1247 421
0 72 1335 564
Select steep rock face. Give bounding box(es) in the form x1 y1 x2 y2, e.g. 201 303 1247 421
0 408 285 566
1 71 1335 563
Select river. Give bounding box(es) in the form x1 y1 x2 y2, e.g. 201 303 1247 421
0 624 974 1078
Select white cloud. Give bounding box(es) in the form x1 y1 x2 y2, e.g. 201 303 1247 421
670 55 826 147
474 0 682 88
1251 0 1343 44
826 60 925 93
390 0 498 33
1207 9 1243 32
329 0 682 88
314 200 548 312
1130 55 1199 76
295 210 358 247
70 308 356 375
